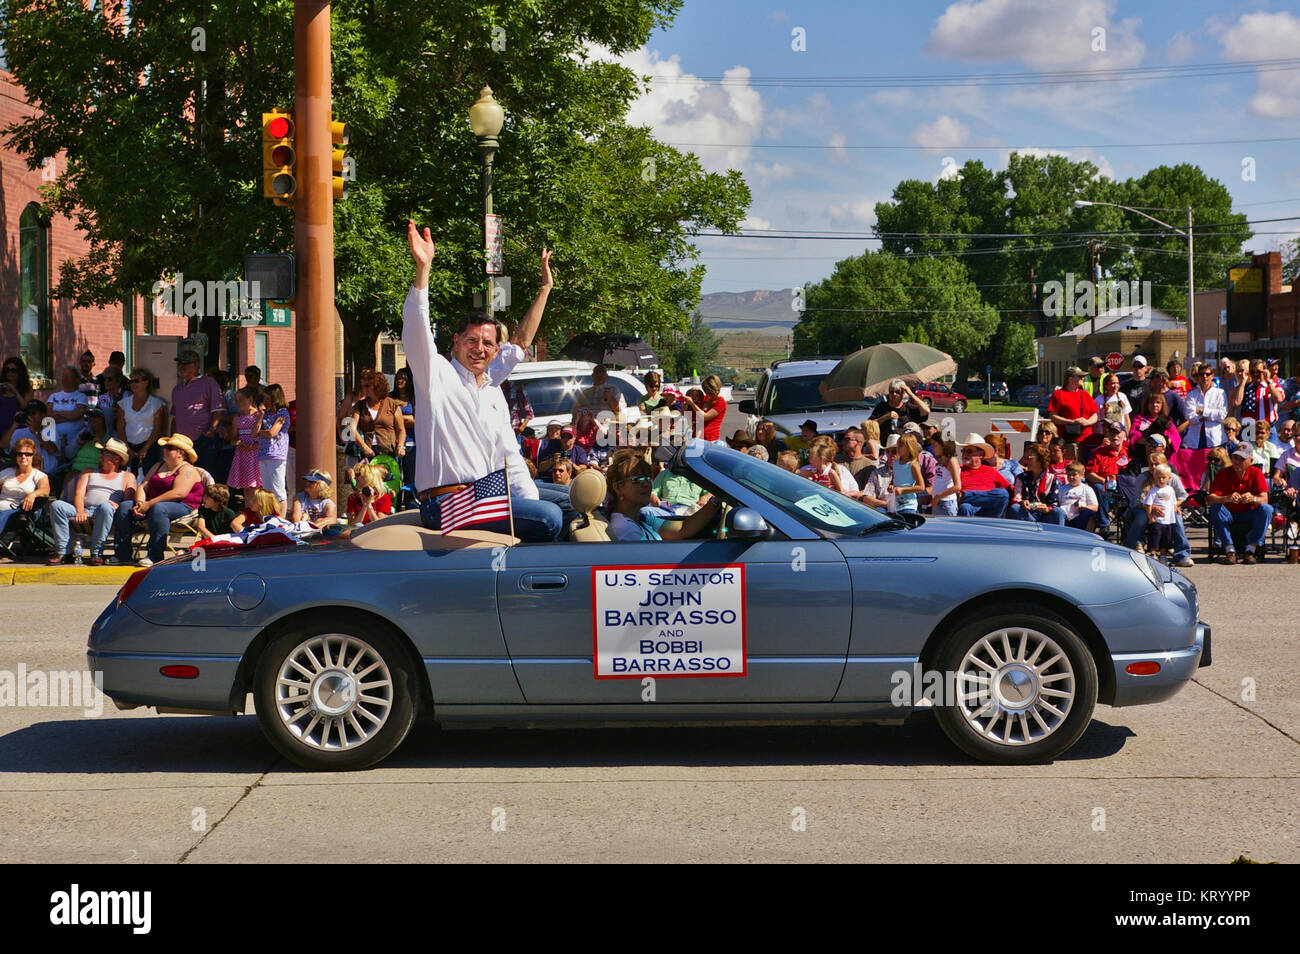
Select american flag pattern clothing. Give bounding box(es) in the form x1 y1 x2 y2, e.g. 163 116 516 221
1241 382 1278 424
439 469 510 532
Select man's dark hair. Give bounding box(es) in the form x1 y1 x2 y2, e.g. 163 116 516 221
454 311 500 339
109 351 125 365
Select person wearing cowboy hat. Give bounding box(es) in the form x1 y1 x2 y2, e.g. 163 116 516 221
726 428 756 450
48 438 136 566
113 433 205 566
956 433 1012 518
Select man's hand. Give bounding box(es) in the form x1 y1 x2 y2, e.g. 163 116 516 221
75 508 88 524
407 220 435 288
540 247 553 289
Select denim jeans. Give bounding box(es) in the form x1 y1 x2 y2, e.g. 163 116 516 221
193 434 226 483
1123 508 1190 560
114 500 194 562
51 499 117 555
419 492 563 542
1210 503 1273 551
1008 503 1066 525
1087 480 1112 529
959 489 1009 518
533 481 577 532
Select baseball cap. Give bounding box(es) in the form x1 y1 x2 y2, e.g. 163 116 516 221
1231 445 1253 460
175 348 201 365
561 425 575 435
1089 356 1105 368
1131 354 1147 367
1146 433 1167 446
901 422 924 437
1065 366 1085 378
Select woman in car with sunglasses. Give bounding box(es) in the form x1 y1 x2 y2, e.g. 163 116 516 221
606 448 720 542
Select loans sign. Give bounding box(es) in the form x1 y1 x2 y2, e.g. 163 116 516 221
592 564 746 678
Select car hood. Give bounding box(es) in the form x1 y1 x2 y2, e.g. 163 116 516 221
844 515 1108 552
762 408 875 436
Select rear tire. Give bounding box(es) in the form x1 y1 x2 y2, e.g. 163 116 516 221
954 401 967 414
254 615 418 770
932 603 1097 764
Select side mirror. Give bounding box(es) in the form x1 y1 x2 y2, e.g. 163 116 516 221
726 507 770 540
738 399 756 414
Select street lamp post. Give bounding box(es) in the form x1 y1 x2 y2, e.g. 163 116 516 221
1075 200 1195 361
469 87 505 317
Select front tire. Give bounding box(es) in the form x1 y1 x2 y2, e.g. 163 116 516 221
932 604 1097 764
954 401 967 414
254 616 418 770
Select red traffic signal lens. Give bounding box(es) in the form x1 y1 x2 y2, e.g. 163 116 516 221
271 144 294 166
268 115 292 139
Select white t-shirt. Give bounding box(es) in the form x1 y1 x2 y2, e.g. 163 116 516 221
1141 485 1178 525
0 467 47 509
48 389 88 418
119 394 165 445
1057 482 1098 519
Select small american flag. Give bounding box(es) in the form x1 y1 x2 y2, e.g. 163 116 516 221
440 469 510 533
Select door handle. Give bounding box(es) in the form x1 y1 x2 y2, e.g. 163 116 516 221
522 573 568 591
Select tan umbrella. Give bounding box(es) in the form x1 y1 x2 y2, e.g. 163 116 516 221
820 342 958 401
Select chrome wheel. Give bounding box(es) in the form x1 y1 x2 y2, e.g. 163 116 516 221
953 626 1075 746
273 634 394 751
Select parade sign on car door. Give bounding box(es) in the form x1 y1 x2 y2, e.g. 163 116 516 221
592 564 746 678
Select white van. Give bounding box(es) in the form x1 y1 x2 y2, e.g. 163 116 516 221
507 361 648 432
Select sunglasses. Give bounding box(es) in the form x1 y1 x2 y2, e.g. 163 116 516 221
130 378 147 384
627 475 653 485
13 451 34 457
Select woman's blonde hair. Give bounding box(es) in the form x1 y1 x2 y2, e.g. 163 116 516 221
248 488 283 518
1141 463 1173 493
354 462 386 494
860 419 880 442
808 435 838 462
896 433 919 463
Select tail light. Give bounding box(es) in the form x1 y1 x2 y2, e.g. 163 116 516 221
116 567 151 607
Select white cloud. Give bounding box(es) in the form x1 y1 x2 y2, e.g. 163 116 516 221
999 146 1115 182
741 214 774 231
828 132 848 163
1219 12 1300 119
596 46 764 172
1165 30 1196 63
750 161 795 187
910 115 971 150
925 0 1145 70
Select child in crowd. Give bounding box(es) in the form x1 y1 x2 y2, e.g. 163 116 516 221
240 488 283 529
798 435 857 497
1141 464 1179 558
290 469 338 529
890 434 924 513
227 386 263 500
256 383 291 507
775 450 801 473
1058 461 1099 531
929 439 961 516
346 462 392 525
1047 439 1067 480
196 483 246 540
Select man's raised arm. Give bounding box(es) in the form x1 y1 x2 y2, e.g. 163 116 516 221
510 248 554 350
402 221 440 385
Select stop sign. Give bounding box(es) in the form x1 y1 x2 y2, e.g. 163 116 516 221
1105 352 1124 371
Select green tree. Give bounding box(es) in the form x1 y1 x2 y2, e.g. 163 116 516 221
0 0 749 374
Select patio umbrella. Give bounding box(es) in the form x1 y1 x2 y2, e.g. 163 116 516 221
820 342 957 400
562 333 658 370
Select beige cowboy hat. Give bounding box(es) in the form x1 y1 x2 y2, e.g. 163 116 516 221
959 432 996 459
157 433 198 462
94 438 131 465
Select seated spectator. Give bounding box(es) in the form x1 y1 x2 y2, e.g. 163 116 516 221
1129 390 1180 464
775 450 801 473
1034 421 1058 449
606 447 721 541
290 470 337 529
4 400 59 474
112 434 205 566
1058 461 1099 531
116 367 167 478
653 446 709 513
242 488 284 528
198 483 246 540
551 458 576 486
535 422 564 462
859 419 882 462
782 419 818 459
799 435 860 499
1203 445 1230 490
538 424 590 479
1009 444 1064 525
638 371 670 415
929 439 961 516
47 365 90 462
754 419 786 461
346 462 392 526
983 432 1023 484
857 441 897 510
1046 438 1067 480
48 438 135 565
1221 417 1244 456
836 427 872 480
726 429 756 452
1252 421 1278 476
0 438 51 553
1207 445 1272 565
62 408 111 500
1271 427 1300 490
956 435 1011 518
1084 423 1126 536
1279 460 1300 563
1120 451 1192 565
747 445 769 462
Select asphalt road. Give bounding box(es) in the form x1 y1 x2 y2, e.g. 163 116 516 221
0 562 1295 864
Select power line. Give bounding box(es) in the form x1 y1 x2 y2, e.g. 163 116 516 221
669 136 1300 151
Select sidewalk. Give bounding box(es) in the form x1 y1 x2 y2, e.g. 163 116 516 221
0 562 136 585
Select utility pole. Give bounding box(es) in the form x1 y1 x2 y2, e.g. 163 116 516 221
294 1 336 498
1087 239 1100 337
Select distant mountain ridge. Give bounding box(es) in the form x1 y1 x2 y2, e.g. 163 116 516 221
695 289 798 332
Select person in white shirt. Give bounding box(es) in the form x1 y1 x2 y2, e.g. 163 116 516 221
48 365 89 462
1140 464 1179 557
402 221 564 541
1058 461 1099 531
1178 361 1226 490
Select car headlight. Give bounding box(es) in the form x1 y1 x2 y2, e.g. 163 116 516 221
1130 551 1164 591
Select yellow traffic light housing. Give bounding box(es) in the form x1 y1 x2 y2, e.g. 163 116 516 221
262 110 296 206
331 118 350 201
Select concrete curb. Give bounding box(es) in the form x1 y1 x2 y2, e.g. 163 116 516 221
3 566 135 585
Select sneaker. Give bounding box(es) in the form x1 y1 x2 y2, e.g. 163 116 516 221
45 554 65 566
1173 555 1195 567
1242 550 1257 565
1221 550 1237 565
87 553 105 566
136 557 153 567
1135 542 1147 554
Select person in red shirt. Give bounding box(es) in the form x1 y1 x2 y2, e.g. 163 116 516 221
1048 366 1099 445
681 374 727 443
1165 358 1192 399
1084 422 1126 536
956 435 1012 517
1207 445 1273 564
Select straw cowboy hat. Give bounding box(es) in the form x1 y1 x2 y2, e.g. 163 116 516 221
959 433 996 459
156 433 198 462
94 438 131 466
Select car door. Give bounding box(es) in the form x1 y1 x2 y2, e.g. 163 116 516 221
495 537 851 704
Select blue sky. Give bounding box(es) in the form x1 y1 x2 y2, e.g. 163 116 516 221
602 0 1300 296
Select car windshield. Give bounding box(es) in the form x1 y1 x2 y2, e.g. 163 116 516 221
696 444 894 536
763 374 875 414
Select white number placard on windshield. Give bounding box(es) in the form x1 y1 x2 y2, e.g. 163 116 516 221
793 494 856 527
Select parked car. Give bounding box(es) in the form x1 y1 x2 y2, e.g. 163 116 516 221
739 358 879 439
1012 384 1048 407
507 361 647 431
88 440 1209 771
965 380 1010 402
915 381 967 413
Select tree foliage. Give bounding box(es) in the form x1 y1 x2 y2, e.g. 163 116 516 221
0 0 750 370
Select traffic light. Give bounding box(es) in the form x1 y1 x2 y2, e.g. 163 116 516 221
330 117 350 201
262 110 296 206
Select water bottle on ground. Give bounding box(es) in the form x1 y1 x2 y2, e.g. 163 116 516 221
73 541 83 566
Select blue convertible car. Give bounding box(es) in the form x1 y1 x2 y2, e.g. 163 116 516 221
87 441 1209 770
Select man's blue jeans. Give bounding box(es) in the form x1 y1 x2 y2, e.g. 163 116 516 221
114 500 193 562
50 500 117 556
1123 507 1191 561
419 492 563 542
1008 503 1066 525
1210 503 1273 551
533 481 576 533
959 489 1009 518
